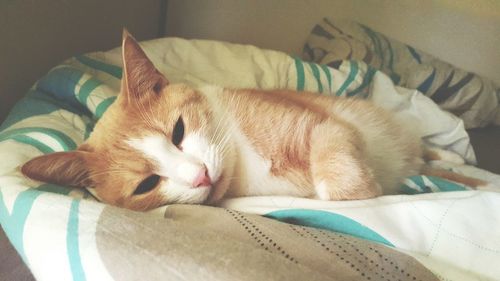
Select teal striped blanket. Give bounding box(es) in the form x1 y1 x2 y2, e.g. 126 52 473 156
0 37 499 281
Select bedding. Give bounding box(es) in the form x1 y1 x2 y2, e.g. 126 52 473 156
0 37 499 281
303 18 500 129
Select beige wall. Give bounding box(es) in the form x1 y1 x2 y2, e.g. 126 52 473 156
2 0 498 124
0 0 166 122
166 0 500 85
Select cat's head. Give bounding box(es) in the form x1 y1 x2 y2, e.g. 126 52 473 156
21 30 235 211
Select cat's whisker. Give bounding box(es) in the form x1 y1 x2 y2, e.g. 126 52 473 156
217 110 237 144
88 168 130 175
210 115 225 145
86 169 131 179
218 94 241 148
145 92 162 128
211 106 232 145
129 87 160 130
209 107 224 144
218 122 236 150
217 120 237 150
218 137 232 156
218 141 234 161
141 99 159 129
87 170 129 177
134 99 156 129
212 93 238 145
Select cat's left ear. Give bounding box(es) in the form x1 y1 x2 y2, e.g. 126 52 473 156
121 29 169 103
21 150 93 188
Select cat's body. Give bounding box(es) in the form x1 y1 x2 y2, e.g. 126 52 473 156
200 85 422 200
21 30 487 211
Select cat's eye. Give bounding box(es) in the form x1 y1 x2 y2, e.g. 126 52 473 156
133 174 161 195
172 115 185 147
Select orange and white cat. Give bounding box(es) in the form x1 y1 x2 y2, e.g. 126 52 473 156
21 30 486 211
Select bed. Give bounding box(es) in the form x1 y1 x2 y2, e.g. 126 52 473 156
1 19 500 281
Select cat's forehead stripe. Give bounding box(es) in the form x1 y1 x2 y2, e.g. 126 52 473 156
126 135 172 157
126 135 178 176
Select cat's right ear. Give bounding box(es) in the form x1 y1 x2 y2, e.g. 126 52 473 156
121 28 169 103
21 151 92 188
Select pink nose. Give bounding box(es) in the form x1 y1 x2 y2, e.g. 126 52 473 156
193 167 211 187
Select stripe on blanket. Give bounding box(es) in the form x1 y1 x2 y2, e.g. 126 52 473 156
292 57 342 96
347 64 377 97
401 175 468 194
0 127 77 152
265 209 394 246
9 135 55 154
75 55 122 79
67 200 86 281
307 62 323 93
336 61 358 96
0 188 44 263
293 57 305 91
78 78 103 105
95 97 117 119
320 64 332 92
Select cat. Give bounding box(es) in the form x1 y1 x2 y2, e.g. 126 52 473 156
20 30 488 211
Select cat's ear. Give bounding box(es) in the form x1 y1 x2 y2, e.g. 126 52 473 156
21 151 92 188
121 28 169 103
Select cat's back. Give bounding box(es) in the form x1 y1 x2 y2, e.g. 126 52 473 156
315 94 423 193
231 89 423 194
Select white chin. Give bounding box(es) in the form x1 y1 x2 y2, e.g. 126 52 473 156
189 186 211 204
173 190 210 205
161 185 211 205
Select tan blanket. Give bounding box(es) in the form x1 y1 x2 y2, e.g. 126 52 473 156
95 204 439 281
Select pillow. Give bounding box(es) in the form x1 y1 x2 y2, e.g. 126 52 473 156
303 18 500 128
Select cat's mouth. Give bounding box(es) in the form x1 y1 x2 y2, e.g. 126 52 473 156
202 174 226 205
203 177 219 195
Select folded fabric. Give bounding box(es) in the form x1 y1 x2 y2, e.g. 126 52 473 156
221 187 500 281
303 18 500 128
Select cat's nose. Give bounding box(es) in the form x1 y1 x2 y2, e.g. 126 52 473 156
193 167 211 187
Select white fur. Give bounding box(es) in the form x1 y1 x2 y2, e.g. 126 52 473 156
182 132 223 184
315 180 330 200
127 134 215 204
226 121 309 197
158 181 211 204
